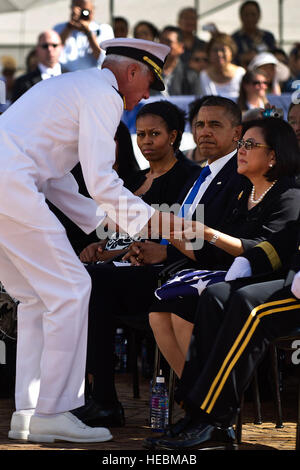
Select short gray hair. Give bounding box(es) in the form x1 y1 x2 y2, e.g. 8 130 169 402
103 54 150 76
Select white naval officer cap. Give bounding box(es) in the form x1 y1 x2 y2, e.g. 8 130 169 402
100 37 170 91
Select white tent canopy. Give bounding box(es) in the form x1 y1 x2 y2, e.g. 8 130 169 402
0 0 56 13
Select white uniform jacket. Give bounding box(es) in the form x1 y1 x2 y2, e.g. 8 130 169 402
0 68 154 237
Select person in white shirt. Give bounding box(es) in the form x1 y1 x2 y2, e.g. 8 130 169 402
11 30 64 103
1 37 173 444
199 33 245 99
54 0 114 71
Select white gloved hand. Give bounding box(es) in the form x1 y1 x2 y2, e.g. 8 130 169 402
225 256 252 281
291 271 300 299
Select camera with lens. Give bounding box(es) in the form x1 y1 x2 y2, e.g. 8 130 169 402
262 108 284 119
80 8 90 20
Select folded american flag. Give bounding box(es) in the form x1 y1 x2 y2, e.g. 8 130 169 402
155 269 227 300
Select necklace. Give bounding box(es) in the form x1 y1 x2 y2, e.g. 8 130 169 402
250 180 277 204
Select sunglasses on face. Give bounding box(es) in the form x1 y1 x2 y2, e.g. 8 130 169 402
237 139 271 150
252 80 269 86
39 43 61 49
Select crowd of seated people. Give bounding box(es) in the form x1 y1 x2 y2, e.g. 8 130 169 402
1 0 300 450
149 115 300 378
73 97 300 432
2 0 300 104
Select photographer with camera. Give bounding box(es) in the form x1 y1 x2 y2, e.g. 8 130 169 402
53 0 114 72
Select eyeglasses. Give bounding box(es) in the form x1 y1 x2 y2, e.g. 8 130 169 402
39 43 61 49
237 139 271 151
252 80 269 86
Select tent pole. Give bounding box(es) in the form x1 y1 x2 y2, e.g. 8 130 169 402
109 0 114 25
194 0 199 34
278 0 284 48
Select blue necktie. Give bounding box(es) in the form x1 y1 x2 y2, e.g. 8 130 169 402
160 165 211 245
178 165 211 218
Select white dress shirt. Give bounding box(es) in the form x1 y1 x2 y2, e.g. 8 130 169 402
183 150 237 219
53 21 114 71
38 62 62 80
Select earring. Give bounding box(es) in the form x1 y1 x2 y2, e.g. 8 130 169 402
269 163 273 168
170 141 174 146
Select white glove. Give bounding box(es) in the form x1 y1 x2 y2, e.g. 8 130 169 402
225 257 252 281
291 271 300 299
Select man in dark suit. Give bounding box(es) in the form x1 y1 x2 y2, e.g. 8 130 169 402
73 97 246 428
11 30 65 103
157 26 202 96
124 96 244 267
144 217 300 450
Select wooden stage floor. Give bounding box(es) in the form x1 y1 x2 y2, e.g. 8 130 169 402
0 370 299 458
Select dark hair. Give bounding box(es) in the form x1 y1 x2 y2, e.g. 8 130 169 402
133 21 159 41
290 43 300 58
237 70 269 111
115 121 140 185
242 118 300 180
240 1 261 16
136 100 186 150
188 95 212 128
160 25 183 43
191 43 207 54
178 7 197 20
287 102 300 118
273 47 289 63
113 16 128 27
200 96 242 127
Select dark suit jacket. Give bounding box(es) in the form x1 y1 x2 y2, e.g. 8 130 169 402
11 68 43 103
197 176 300 270
167 159 300 271
167 154 245 264
11 65 67 103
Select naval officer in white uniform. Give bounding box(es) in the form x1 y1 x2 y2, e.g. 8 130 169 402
0 38 171 443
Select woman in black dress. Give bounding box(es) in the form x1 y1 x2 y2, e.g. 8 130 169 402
79 100 199 263
149 117 300 378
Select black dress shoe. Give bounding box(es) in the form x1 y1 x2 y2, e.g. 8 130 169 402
72 398 125 427
143 414 192 449
148 421 237 450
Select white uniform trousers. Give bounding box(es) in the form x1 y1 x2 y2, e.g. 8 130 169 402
0 215 91 414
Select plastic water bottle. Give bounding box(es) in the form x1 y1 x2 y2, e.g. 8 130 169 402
114 328 127 372
150 370 169 432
